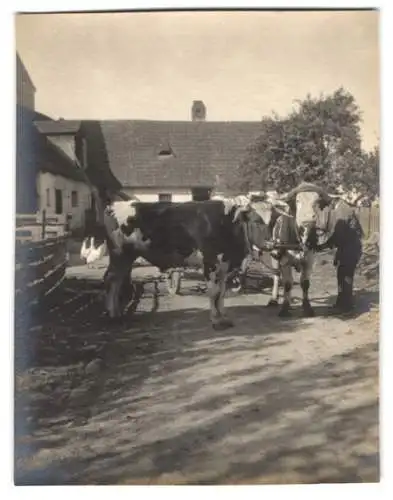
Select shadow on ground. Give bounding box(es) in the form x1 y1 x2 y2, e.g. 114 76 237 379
14 277 379 485
15 336 379 485
14 247 379 486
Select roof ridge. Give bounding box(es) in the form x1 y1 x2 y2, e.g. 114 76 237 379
46 118 263 125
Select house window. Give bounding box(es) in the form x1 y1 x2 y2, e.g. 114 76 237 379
158 149 173 157
46 188 50 207
192 188 211 201
158 193 172 202
158 142 174 158
55 189 63 215
71 190 78 208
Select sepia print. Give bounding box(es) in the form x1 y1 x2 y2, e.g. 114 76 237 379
14 9 379 485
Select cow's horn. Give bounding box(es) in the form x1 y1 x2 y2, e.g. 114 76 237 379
279 182 332 203
273 204 294 218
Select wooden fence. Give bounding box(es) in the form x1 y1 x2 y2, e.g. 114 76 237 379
15 211 70 311
355 207 380 239
15 236 68 312
15 210 71 243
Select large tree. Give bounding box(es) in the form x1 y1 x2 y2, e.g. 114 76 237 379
335 146 379 202
229 88 375 195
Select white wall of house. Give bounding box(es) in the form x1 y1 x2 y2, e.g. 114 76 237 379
123 187 194 202
36 172 91 230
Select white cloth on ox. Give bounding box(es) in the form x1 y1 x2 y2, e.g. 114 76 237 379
105 200 137 227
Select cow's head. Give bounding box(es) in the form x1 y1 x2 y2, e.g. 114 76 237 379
278 182 339 248
82 200 151 262
103 201 151 255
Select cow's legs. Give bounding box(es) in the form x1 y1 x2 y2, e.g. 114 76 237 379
216 260 232 322
300 251 315 317
205 258 233 330
268 270 280 307
279 258 293 317
267 252 280 307
104 257 133 318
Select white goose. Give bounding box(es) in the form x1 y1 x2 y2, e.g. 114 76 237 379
80 237 107 268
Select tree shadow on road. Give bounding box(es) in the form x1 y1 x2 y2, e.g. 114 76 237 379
306 288 379 320
14 281 379 485
16 336 378 485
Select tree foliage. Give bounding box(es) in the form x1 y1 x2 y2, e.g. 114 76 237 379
229 88 378 199
336 146 379 201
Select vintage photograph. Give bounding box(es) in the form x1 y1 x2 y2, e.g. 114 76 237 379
14 9 379 485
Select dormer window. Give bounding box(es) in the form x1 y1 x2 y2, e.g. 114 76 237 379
158 142 175 158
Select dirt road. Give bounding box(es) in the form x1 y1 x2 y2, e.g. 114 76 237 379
14 255 379 485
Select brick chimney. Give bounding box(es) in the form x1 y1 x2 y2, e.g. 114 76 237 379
191 100 206 121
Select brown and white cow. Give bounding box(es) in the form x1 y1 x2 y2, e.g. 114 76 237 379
86 197 271 330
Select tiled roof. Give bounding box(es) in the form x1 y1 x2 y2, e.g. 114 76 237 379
17 106 86 182
80 119 264 189
39 135 87 183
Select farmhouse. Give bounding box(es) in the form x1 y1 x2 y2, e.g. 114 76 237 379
18 51 265 219
16 54 92 231
34 100 265 204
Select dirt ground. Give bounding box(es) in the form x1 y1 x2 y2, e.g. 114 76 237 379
14 253 379 485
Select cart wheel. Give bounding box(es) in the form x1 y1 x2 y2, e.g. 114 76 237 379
228 274 243 294
167 270 182 296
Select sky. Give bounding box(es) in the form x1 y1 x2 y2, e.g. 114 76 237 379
15 10 379 150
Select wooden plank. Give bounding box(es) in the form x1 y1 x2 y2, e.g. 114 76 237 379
15 261 67 309
15 246 66 292
15 214 40 228
15 236 68 263
15 264 66 318
14 236 68 313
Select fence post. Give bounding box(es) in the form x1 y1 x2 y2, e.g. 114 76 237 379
64 213 71 234
41 209 46 240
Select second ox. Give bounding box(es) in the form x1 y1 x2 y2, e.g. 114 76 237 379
278 182 363 313
238 181 363 317
245 182 363 315
236 192 317 317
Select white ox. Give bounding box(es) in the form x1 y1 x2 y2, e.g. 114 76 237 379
235 191 316 317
